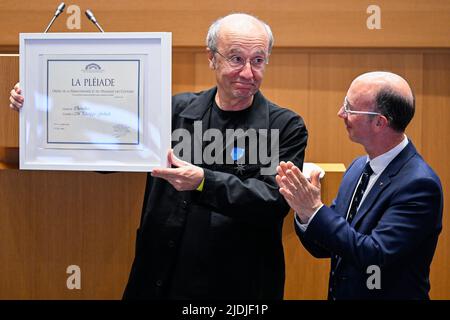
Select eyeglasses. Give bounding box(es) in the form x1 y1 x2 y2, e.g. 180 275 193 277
213 50 268 71
342 97 382 116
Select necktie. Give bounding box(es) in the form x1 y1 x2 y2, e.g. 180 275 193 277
346 162 373 223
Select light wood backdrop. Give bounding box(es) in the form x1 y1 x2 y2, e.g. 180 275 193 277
0 0 449 300
0 0 449 49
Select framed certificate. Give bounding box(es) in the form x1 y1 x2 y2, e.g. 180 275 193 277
19 32 171 171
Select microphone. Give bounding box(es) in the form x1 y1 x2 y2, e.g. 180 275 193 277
85 9 105 32
44 2 66 33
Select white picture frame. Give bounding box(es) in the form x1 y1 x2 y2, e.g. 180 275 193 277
19 32 171 172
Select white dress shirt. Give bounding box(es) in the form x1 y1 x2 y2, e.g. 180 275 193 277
296 135 409 232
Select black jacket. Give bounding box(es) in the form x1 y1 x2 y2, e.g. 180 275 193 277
124 87 308 299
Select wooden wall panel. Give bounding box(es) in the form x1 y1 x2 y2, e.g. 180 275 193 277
193 51 215 92
283 210 330 300
422 53 450 300
1 47 449 299
172 50 196 94
307 52 423 165
0 1 449 49
0 55 19 147
0 171 145 299
261 53 310 124
283 165 345 299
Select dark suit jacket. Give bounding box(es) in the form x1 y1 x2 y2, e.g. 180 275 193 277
124 87 308 299
296 141 443 299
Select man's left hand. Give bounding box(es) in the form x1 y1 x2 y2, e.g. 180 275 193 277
151 149 204 191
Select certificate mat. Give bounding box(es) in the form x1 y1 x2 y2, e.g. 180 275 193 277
45 55 144 149
19 33 171 171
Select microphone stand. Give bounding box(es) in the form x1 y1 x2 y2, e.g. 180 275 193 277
44 2 66 33
85 9 105 33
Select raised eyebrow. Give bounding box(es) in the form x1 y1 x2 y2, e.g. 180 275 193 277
227 48 267 56
253 50 267 56
227 48 243 55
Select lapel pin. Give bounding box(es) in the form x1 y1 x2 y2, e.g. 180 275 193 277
236 163 246 175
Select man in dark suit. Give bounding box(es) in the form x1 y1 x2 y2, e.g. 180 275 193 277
276 71 443 299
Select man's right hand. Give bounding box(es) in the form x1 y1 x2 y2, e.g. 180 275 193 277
9 82 23 111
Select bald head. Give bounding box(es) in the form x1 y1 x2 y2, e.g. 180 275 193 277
352 71 414 105
206 13 273 54
349 71 415 132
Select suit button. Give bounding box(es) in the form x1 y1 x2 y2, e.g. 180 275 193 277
155 280 163 287
168 240 175 248
181 200 188 209
331 271 335 276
